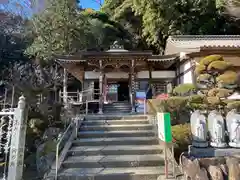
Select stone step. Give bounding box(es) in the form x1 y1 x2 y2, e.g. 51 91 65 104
103 109 132 112
103 103 131 107
82 119 149 125
72 137 158 146
80 124 153 131
85 115 147 120
103 110 132 114
58 167 166 180
62 154 165 168
104 105 131 108
78 130 155 138
68 145 163 156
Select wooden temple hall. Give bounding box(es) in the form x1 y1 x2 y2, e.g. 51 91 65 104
56 41 179 113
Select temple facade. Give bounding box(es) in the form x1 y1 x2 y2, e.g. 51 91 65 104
56 41 178 113
56 35 240 113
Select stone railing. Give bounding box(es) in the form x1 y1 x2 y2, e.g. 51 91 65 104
0 96 28 180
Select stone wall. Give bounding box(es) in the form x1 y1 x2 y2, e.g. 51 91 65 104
181 155 240 179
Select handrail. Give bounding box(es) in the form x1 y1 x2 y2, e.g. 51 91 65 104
55 119 76 180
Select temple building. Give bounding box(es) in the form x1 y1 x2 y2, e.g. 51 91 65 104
165 35 240 85
56 35 240 113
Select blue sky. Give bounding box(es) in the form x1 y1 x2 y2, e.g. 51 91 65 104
80 0 104 10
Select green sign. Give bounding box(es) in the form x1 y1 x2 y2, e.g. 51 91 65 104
157 112 172 143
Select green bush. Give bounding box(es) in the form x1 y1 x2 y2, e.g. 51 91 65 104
199 54 223 66
208 88 233 98
226 101 240 111
173 83 196 96
196 73 212 82
216 71 238 85
207 61 232 71
195 64 206 75
172 123 191 152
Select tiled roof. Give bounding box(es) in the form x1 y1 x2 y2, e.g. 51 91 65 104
148 54 179 61
165 35 240 55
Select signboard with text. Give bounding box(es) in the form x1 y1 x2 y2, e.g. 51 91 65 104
157 112 172 143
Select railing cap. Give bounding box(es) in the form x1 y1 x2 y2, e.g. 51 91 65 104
18 95 26 109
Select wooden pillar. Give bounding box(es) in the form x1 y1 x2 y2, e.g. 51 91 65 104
103 74 107 103
63 68 68 106
98 60 103 114
130 60 136 113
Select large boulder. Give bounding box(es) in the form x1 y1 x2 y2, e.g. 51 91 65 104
208 165 224 180
226 157 240 180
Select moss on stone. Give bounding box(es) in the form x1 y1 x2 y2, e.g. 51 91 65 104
199 55 223 66
207 61 232 71
195 64 206 75
173 83 196 95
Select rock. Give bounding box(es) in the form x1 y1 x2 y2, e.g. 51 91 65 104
196 168 209 180
208 165 224 180
181 156 200 179
36 142 56 175
42 127 61 140
199 157 226 169
219 164 228 178
226 157 240 180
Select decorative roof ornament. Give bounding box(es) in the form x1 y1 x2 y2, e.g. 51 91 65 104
107 41 128 52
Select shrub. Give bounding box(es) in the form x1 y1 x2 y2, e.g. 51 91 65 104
207 96 221 105
208 88 233 98
172 123 191 152
173 83 196 96
207 61 232 71
226 101 240 111
216 71 238 85
164 97 188 109
188 95 204 103
196 73 212 82
199 55 223 66
195 64 206 75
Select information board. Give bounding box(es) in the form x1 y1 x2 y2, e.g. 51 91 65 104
135 91 146 113
157 112 172 143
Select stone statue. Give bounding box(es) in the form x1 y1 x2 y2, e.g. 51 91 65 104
226 109 240 148
190 110 208 147
208 110 227 148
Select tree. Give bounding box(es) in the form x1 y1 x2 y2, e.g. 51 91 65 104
195 55 238 111
101 0 150 51
25 0 90 61
101 0 240 53
81 9 133 50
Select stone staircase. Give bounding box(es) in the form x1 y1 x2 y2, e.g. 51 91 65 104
57 114 176 180
103 102 132 113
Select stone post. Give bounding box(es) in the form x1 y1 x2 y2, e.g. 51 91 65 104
130 60 136 113
8 96 28 180
98 60 103 114
63 68 68 106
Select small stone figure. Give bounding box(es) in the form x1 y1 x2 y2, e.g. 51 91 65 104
226 109 240 148
208 110 227 148
191 110 208 147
